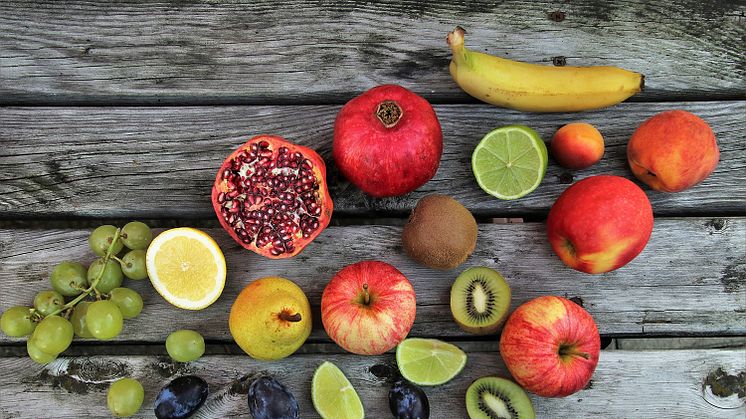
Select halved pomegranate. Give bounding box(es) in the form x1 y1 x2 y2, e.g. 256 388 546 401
212 135 333 258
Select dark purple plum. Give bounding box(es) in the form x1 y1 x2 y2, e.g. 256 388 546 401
154 375 208 419
248 376 300 419
389 379 430 419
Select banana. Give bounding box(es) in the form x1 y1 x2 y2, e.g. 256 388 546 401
447 26 644 112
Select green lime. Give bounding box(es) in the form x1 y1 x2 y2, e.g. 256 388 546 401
312 361 364 419
472 125 548 200
396 338 467 386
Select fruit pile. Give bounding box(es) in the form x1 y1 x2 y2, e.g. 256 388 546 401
0 25 723 419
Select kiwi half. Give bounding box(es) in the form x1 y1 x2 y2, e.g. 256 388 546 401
466 376 535 419
450 267 510 335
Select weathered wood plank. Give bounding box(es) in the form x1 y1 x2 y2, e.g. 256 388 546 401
1 101 744 218
1 218 743 344
0 349 744 418
1 0 744 104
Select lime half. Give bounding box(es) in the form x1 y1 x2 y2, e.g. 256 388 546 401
312 361 364 419
396 338 467 386
472 125 548 200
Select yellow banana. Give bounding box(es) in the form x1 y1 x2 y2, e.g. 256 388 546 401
447 26 644 112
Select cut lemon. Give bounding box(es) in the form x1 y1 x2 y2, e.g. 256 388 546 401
396 338 467 386
146 227 226 310
472 125 548 200
312 361 364 419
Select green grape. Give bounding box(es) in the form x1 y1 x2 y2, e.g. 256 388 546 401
107 377 144 417
70 301 93 338
33 290 65 316
1 306 36 337
109 288 143 319
89 225 124 257
50 261 88 297
121 221 153 251
165 329 205 362
27 339 57 364
120 249 148 280
31 315 73 355
87 258 124 294
86 300 123 340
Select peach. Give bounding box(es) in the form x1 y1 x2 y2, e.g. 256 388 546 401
550 122 604 170
627 110 719 192
546 175 653 274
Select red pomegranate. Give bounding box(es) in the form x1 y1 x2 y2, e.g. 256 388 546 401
333 84 443 197
212 135 333 258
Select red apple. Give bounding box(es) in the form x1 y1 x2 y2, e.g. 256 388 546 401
499 296 600 397
321 260 416 355
546 175 653 274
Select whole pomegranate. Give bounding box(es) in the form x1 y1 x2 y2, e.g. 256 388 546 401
333 84 443 197
212 135 333 258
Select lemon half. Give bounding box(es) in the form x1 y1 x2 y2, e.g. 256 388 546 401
146 227 226 310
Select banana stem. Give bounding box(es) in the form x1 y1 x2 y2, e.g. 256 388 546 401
447 26 469 66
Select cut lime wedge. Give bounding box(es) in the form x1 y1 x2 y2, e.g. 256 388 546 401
396 338 467 386
472 125 548 200
312 361 364 419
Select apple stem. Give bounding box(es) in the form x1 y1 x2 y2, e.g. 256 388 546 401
559 344 590 359
363 283 370 305
279 311 302 322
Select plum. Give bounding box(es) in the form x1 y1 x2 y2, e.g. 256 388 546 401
248 376 299 419
154 375 208 419
389 379 429 419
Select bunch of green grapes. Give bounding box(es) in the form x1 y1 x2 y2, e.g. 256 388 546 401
0 222 153 364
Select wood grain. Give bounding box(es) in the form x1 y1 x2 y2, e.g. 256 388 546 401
1 218 743 344
1 1 744 104
1 101 744 218
0 348 744 418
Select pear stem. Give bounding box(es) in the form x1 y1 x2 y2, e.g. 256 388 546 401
279 311 302 322
362 283 370 305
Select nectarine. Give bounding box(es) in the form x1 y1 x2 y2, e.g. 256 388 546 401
546 175 653 274
627 110 719 192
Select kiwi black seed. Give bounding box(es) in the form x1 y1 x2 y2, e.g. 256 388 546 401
402 194 477 270
450 267 511 335
465 376 535 419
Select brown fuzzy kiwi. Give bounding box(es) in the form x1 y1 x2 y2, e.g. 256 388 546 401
402 194 478 270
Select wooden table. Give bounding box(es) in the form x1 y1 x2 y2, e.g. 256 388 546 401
1 1 744 418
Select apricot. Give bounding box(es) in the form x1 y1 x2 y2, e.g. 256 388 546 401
550 123 604 170
627 110 719 192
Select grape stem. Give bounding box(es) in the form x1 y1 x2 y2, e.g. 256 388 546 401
46 228 122 318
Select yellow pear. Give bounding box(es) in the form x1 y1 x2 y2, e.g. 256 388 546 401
229 276 311 361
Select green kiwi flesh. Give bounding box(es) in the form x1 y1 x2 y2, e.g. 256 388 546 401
450 267 511 335
466 376 535 419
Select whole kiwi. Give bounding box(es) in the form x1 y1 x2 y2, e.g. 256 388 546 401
402 194 478 270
